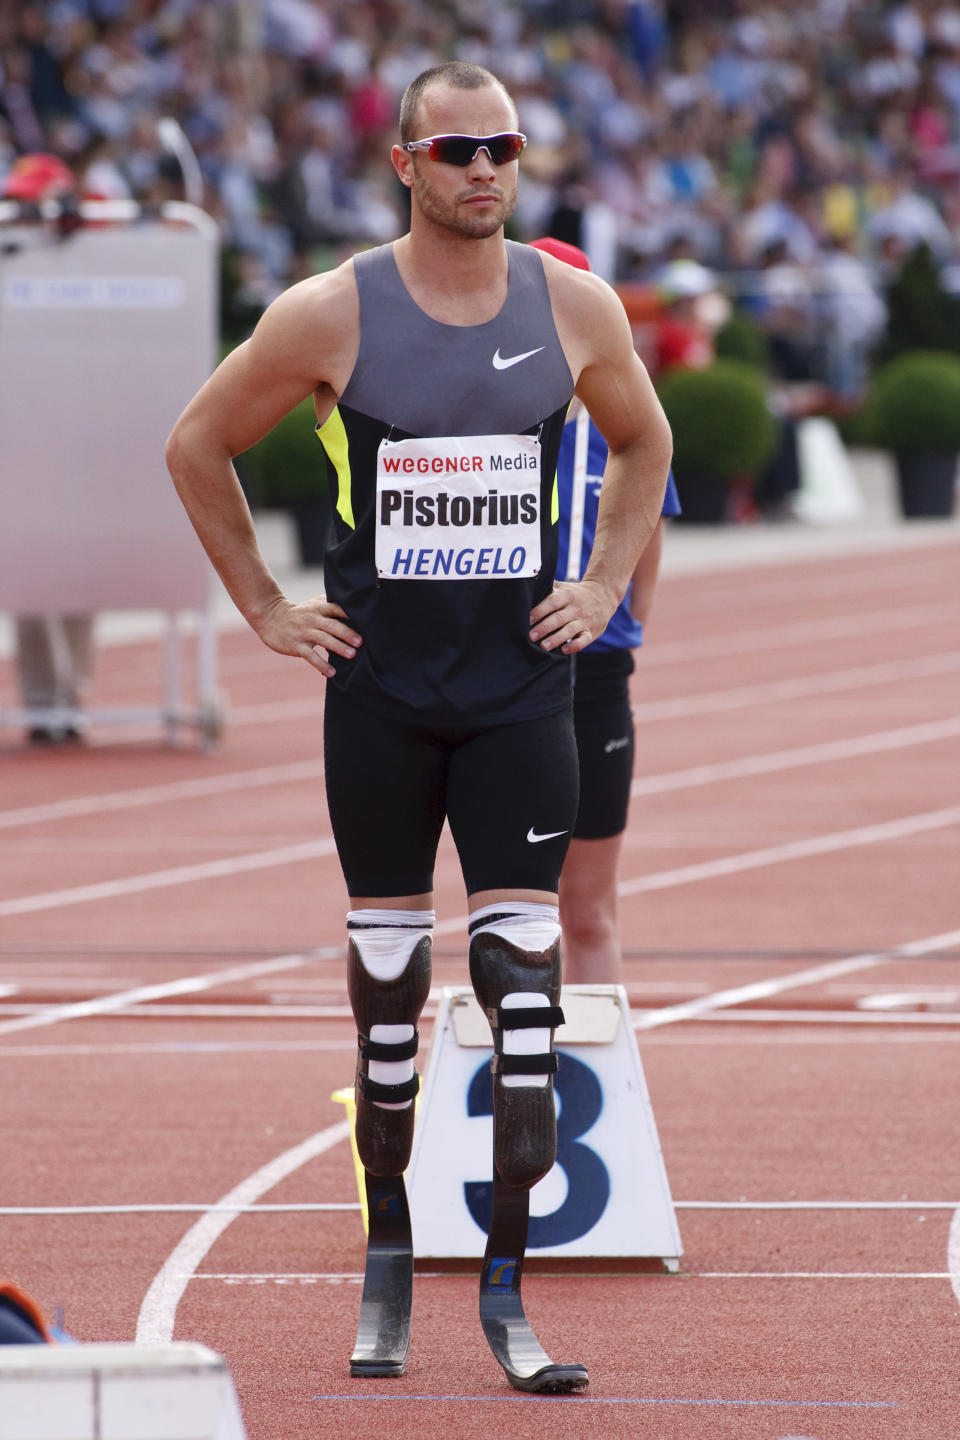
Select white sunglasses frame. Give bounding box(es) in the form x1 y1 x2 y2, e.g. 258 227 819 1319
400 132 528 166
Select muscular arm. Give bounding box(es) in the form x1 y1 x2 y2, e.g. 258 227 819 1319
165 267 362 675
629 516 665 627
529 264 673 653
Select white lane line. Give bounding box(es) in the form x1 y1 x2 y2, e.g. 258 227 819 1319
692 1272 950 1280
0 759 325 832
0 839 338 919
0 953 310 1038
632 650 960 723
13 801 953 933
0 977 141 991
0 1003 359 1020
0 1040 356 1057
135 1120 350 1344
2 796 957 951
2 654 956 836
641 601 958 668
662 556 953 614
619 805 960 903
635 1009 960 1026
858 991 960 1009
633 928 960 1033
675 1200 959 1210
948 1205 960 1308
4 1199 953 1217
131 929 960 1339
631 716 960 796
642 1032 960 1046
2 1002 957 1028
199 1273 363 1283
1 1203 359 1215
181 1269 952 1282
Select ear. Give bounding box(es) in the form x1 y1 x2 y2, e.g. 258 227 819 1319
391 143 415 190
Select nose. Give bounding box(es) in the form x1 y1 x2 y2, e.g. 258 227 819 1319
465 146 496 180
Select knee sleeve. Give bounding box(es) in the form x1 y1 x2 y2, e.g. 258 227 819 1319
468 903 565 1190
347 909 433 1176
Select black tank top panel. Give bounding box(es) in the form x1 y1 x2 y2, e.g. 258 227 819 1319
319 241 575 726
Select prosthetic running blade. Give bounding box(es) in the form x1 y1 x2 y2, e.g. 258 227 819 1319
350 1171 413 1377
479 1171 589 1393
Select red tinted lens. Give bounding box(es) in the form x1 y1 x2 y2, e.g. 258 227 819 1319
487 133 524 164
429 134 524 166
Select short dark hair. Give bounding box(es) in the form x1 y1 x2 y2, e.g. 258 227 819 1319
398 62 516 143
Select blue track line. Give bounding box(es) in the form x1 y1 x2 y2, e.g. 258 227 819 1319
312 1394 897 1408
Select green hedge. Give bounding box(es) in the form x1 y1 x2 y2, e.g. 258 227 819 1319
713 309 771 372
865 350 960 453
659 360 777 481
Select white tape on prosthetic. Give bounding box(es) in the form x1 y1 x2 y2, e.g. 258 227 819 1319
469 902 561 1090
348 908 434 1112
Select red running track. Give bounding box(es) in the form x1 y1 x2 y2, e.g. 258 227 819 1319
1 533 960 1438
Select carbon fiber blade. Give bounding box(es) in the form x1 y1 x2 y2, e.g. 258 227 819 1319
479 1172 588 1393
350 1171 412 1377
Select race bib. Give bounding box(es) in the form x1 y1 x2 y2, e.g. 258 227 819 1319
375 433 542 580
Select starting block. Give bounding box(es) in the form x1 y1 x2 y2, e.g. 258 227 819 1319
407 984 682 1265
0 1342 247 1440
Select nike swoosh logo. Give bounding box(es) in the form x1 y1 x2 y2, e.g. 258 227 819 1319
526 827 568 844
493 346 545 370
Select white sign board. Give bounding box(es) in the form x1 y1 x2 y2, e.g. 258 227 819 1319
0 1342 247 1440
0 221 216 612
408 985 682 1262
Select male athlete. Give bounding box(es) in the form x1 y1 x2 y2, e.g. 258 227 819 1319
166 61 672 1392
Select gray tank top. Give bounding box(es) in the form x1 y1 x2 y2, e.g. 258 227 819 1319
341 240 573 434
318 239 576 725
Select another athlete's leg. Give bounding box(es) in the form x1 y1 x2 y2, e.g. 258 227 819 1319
561 648 635 984
559 835 624 983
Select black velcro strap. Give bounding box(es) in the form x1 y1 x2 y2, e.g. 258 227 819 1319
496 1005 565 1031
347 920 429 930
359 1031 419 1062
358 1072 420 1104
493 1052 558 1077
468 911 524 935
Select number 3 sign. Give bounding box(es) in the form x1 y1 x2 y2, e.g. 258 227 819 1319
407 985 682 1264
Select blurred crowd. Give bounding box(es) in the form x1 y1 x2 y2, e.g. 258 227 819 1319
3 0 960 390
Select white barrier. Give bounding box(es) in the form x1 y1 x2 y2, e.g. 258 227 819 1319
0 202 221 744
408 985 682 1265
0 1342 247 1440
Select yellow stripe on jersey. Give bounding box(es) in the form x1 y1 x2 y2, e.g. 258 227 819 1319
551 471 559 525
316 408 354 530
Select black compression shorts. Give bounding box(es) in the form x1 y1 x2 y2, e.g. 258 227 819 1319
571 648 635 840
323 686 579 898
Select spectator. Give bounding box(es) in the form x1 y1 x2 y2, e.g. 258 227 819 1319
0 0 956 390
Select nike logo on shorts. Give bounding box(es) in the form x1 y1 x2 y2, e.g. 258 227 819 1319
492 346 545 370
526 827 568 843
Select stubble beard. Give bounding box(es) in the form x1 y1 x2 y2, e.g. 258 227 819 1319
413 170 517 240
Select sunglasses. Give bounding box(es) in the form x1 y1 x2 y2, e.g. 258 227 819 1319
401 132 527 167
